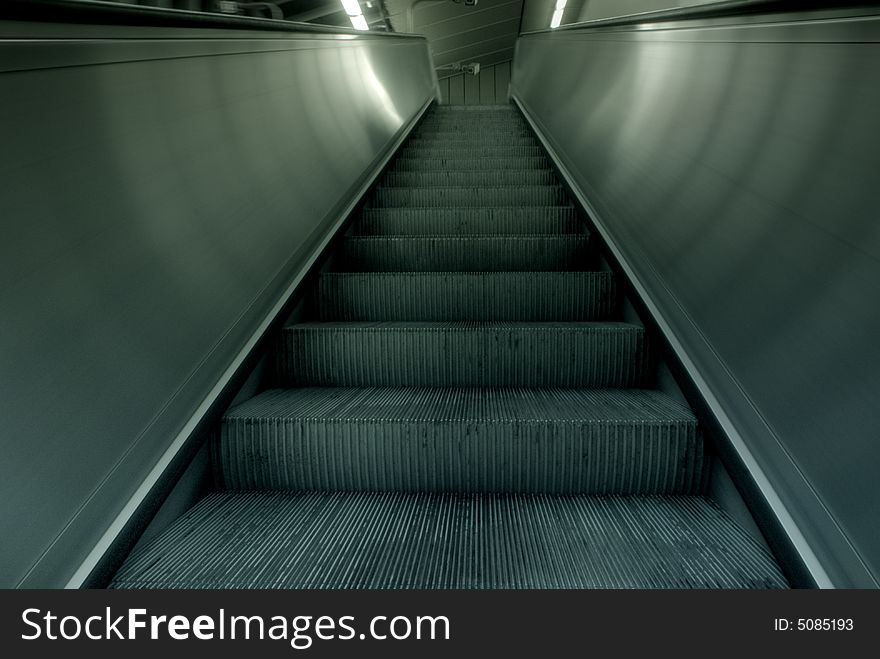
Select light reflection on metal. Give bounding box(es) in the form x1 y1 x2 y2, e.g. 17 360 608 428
511 13 880 587
341 0 370 30
551 0 567 29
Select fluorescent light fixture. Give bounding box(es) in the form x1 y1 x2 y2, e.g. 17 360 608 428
555 0 567 10
351 14 369 30
341 0 362 16
550 9 564 28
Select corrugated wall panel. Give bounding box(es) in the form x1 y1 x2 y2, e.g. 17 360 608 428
441 61 512 105
479 65 496 103
438 77 450 104
448 73 465 104
464 71 480 105
494 61 510 102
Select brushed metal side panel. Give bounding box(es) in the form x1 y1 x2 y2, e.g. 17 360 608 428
512 16 880 586
0 23 434 587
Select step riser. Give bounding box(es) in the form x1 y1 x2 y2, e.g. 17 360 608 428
277 326 649 387
357 208 581 235
430 107 516 112
413 129 533 137
336 237 589 272
398 146 545 159
390 157 550 172
382 171 555 187
317 273 615 321
407 138 538 147
216 418 704 494
369 187 568 207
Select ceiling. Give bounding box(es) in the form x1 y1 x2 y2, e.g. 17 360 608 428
74 2 724 73
107 1 659 77
385 0 523 78
279 0 528 79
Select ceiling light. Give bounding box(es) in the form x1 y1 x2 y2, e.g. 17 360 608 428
350 14 369 30
550 9 564 29
341 0 362 16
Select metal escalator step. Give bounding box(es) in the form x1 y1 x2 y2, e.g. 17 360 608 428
277 321 648 388
317 272 614 321
431 105 514 111
110 491 787 589
336 235 589 271
215 387 706 494
413 127 533 137
407 137 538 148
390 156 550 171
370 185 567 207
414 127 528 136
356 207 580 235
382 170 555 187
398 145 545 159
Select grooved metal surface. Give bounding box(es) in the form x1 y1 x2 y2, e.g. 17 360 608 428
370 185 568 207
337 236 588 272
406 136 540 148
383 170 556 187
278 322 648 387
397 145 546 159
110 491 787 589
390 156 551 172
431 105 517 112
357 207 580 235
412 128 534 137
317 272 616 321
216 387 705 494
110 103 789 590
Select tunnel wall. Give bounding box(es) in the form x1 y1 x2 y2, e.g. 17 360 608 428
0 20 435 587
512 10 880 586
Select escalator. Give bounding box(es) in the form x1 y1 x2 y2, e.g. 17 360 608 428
109 105 787 589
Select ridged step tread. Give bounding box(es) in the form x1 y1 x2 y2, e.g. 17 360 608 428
317 272 615 321
277 321 649 388
413 127 533 137
398 145 545 159
110 491 787 589
215 387 706 494
406 137 538 148
390 156 550 172
356 207 581 235
383 170 555 187
369 185 568 207
335 235 589 272
414 128 529 137
430 105 515 111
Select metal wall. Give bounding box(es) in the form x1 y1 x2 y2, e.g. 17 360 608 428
512 10 880 586
0 19 435 587
438 61 511 105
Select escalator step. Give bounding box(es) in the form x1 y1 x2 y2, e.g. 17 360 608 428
383 170 556 187
370 185 568 207
398 145 545 159
406 136 539 148
431 104 519 117
390 156 550 171
277 321 649 388
357 207 580 235
110 491 787 589
317 272 615 321
215 387 706 494
336 235 588 271
413 128 533 137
